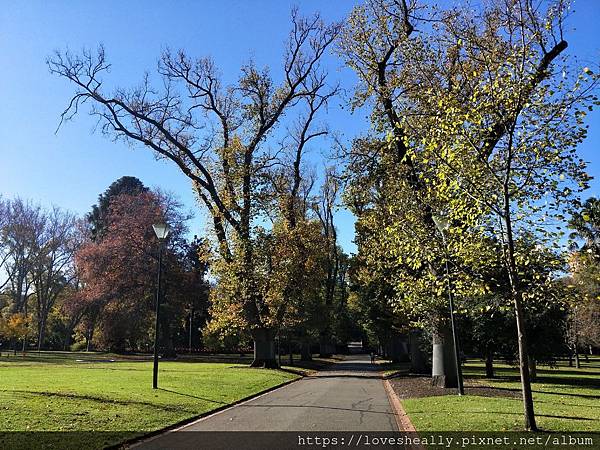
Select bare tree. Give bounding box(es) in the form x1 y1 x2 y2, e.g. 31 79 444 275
314 168 340 356
0 198 10 291
30 208 79 351
48 10 341 367
0 199 46 351
2 199 45 314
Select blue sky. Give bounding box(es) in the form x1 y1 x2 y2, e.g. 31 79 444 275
1 1 599 254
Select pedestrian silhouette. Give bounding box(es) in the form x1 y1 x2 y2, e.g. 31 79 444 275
370 352 375 364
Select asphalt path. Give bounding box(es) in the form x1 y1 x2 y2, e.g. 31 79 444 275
136 354 398 448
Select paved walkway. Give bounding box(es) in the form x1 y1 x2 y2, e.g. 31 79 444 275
136 355 398 448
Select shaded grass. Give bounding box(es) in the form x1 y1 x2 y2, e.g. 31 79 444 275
376 360 411 377
401 357 600 432
0 352 298 448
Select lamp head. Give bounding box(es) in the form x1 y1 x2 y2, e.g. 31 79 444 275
152 223 171 241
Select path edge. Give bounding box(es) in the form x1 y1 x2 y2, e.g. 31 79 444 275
382 378 417 433
114 374 303 449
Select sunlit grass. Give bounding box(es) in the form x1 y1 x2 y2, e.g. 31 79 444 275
402 357 600 432
0 352 298 448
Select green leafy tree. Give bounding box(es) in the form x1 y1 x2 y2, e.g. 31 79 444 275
567 198 600 362
413 2 596 429
340 0 597 429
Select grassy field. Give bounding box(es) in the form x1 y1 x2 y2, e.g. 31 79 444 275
402 357 600 433
0 351 298 448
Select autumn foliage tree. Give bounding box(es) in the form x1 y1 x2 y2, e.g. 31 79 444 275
74 188 193 352
49 10 341 367
75 192 162 350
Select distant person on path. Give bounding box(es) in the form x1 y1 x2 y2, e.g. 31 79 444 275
370 352 375 364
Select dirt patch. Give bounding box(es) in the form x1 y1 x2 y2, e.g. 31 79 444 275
389 376 521 399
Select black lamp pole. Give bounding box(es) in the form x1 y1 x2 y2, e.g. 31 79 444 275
153 241 163 389
434 215 464 396
152 222 170 390
443 250 465 395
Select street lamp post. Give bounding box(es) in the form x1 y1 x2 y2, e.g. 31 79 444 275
188 306 193 355
432 215 465 396
152 222 170 389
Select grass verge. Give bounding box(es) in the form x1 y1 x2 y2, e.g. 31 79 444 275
0 352 299 449
401 357 600 433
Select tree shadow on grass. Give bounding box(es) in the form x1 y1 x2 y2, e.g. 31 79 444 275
157 388 227 405
81 366 148 371
472 385 600 400
466 372 600 389
534 368 600 377
463 373 517 381
533 390 600 400
463 410 596 421
535 399 600 409
532 376 600 389
0 389 193 413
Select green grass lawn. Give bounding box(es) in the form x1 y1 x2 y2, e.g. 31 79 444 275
0 352 298 449
402 357 600 433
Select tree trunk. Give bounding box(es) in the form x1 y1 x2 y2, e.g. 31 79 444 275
319 334 335 358
86 326 94 352
37 316 47 352
431 323 457 388
250 328 278 368
388 334 409 363
277 337 281 367
63 331 72 351
409 329 429 374
300 341 312 361
288 335 294 366
188 308 193 354
574 334 580 368
528 355 537 382
485 351 494 378
503 208 537 431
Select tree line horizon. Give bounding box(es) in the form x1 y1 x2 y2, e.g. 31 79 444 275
1 0 599 433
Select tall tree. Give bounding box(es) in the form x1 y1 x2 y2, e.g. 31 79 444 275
1 199 45 317
0 198 9 290
75 190 188 351
87 176 148 241
338 0 484 389
340 0 595 429
30 207 79 350
570 197 600 255
403 0 596 430
49 11 341 367
568 198 600 361
314 169 341 356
